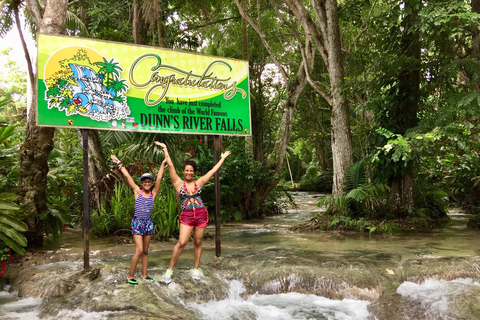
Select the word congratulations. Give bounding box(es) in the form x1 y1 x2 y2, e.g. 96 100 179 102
129 54 246 106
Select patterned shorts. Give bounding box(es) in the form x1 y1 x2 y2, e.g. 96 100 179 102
131 216 154 235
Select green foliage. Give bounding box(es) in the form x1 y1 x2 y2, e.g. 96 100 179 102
318 159 391 217
151 187 180 238
0 114 27 255
86 0 133 42
420 150 479 213
299 166 333 192
373 127 413 179
0 193 27 255
317 214 400 235
0 247 11 261
91 183 134 236
65 10 89 37
43 128 83 238
0 49 27 120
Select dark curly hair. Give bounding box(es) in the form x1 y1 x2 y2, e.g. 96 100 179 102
183 160 197 172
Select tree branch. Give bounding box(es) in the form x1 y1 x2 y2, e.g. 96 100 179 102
234 0 289 83
271 0 332 105
182 16 241 32
25 0 43 27
347 0 378 54
14 6 35 88
285 0 329 67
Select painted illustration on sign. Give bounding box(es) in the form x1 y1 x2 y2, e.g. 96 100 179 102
44 48 131 123
37 34 251 136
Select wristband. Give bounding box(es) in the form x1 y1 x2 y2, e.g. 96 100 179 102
117 163 123 168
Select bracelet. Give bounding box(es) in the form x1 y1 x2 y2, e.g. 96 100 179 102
117 163 123 168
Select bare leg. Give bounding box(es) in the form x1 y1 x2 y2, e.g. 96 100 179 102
141 235 151 278
168 224 193 270
128 234 144 279
193 227 206 269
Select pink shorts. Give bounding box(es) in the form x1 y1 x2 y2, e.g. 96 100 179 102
180 207 208 228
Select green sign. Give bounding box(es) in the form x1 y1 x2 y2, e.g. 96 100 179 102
36 34 251 136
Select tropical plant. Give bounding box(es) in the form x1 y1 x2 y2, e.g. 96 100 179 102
318 159 391 217
0 106 27 254
373 127 413 180
0 193 27 255
151 187 180 238
91 182 133 236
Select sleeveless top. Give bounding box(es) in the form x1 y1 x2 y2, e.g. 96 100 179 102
179 180 204 210
134 190 154 219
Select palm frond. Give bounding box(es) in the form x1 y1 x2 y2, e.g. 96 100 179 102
65 10 89 37
346 159 366 190
318 194 350 215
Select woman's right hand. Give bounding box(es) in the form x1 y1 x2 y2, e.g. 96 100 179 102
221 151 231 159
154 141 167 149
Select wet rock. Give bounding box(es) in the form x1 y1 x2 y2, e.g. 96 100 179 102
12 264 102 298
210 254 382 302
368 256 480 320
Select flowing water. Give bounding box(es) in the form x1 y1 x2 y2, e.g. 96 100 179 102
1 191 480 320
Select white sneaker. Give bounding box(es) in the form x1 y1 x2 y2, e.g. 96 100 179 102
192 268 201 280
163 269 173 284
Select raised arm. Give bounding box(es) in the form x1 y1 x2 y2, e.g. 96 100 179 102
152 156 167 200
154 141 182 191
196 151 231 188
110 154 140 196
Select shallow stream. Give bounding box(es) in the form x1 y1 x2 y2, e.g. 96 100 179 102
1 191 480 319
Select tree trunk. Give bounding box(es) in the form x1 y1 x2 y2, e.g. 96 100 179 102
250 62 266 163
14 6 34 89
76 130 109 212
471 0 480 92
157 2 166 48
307 100 330 171
241 0 254 153
386 0 421 211
313 134 329 171
132 0 144 45
312 0 354 194
283 0 354 195
18 84 55 247
241 0 248 60
386 169 415 213
271 66 308 176
19 0 68 247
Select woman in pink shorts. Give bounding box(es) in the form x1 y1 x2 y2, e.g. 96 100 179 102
155 141 231 282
